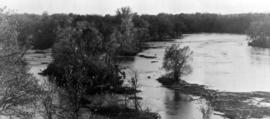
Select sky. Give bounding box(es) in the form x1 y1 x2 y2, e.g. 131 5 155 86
0 0 270 15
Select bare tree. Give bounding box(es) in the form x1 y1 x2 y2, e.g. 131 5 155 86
116 7 133 19
128 72 142 111
0 8 44 118
163 44 193 82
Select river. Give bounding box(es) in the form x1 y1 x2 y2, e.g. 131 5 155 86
27 33 270 119
120 33 270 119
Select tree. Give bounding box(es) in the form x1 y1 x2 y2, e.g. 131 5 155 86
0 8 44 118
43 21 125 119
32 12 57 49
163 44 193 81
129 72 142 111
115 7 138 55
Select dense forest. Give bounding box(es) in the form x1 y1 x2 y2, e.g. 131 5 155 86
11 8 270 52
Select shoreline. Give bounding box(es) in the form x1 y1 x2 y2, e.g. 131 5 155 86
157 76 270 119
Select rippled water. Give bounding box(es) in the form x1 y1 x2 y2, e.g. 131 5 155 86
121 33 270 119
182 34 270 92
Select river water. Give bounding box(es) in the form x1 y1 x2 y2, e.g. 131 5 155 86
27 33 270 119
120 33 270 119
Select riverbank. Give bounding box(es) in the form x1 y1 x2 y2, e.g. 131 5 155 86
89 105 160 119
157 75 270 119
248 40 270 48
26 49 160 119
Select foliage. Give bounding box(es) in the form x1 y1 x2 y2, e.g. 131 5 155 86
9 9 265 50
163 44 193 81
247 16 270 48
47 21 124 91
31 12 56 49
43 20 126 119
114 7 140 55
0 8 44 118
92 105 160 119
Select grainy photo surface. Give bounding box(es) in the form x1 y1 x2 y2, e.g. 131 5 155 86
1 0 270 119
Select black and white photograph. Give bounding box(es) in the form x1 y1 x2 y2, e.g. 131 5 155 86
1 0 270 119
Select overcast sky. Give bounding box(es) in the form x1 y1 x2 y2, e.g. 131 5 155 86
0 0 270 15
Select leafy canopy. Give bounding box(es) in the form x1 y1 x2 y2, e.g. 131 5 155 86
163 44 193 80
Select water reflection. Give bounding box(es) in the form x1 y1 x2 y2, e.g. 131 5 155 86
163 90 201 119
249 47 270 64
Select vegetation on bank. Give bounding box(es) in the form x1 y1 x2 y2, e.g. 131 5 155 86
158 75 270 119
12 9 270 51
41 7 159 119
158 44 270 119
247 17 270 48
0 7 159 119
162 44 193 82
11 6 270 50
0 8 45 118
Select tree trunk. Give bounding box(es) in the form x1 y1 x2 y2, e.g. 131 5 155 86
174 71 180 82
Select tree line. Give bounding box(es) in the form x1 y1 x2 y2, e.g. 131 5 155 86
11 9 270 52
